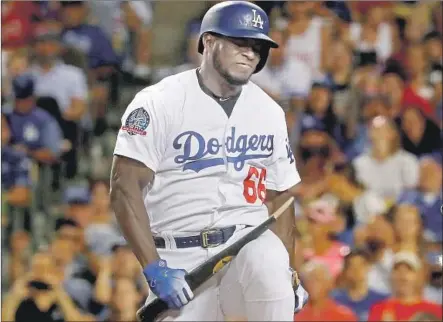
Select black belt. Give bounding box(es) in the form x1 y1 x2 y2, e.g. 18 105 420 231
154 226 236 249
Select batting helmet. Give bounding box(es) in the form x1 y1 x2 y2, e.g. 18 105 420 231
198 1 278 73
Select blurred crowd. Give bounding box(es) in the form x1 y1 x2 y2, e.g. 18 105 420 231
1 1 442 322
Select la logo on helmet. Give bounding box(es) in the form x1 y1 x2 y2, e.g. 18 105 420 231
251 9 264 29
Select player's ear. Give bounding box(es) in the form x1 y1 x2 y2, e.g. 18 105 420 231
202 33 216 52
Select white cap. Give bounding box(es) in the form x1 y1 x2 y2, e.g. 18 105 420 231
393 251 422 271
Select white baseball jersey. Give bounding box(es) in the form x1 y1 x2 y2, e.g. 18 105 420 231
114 69 301 234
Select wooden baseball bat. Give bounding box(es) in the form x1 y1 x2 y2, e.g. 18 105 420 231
136 196 295 322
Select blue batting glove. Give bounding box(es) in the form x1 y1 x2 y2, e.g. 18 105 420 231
143 259 194 309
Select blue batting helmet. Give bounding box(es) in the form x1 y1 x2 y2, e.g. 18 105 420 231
198 1 279 73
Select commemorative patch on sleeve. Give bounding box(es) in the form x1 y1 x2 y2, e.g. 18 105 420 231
121 107 150 136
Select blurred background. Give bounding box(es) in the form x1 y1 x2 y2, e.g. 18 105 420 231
1 1 442 321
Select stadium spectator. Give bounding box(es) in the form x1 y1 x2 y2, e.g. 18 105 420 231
1 115 32 208
293 125 334 202
283 1 332 79
7 231 31 286
397 155 442 245
349 5 393 63
31 23 88 178
252 29 313 110
32 23 88 123
93 242 147 319
105 277 144 321
332 249 388 321
354 215 395 295
344 95 391 160
50 236 94 312
423 251 443 305
380 60 407 119
1 1 40 51
391 204 423 255
294 199 349 279
89 1 153 81
172 15 203 75
84 180 123 258
368 252 442 321
296 261 357 321
352 116 419 201
303 80 345 147
62 186 92 229
60 0 119 135
423 31 442 72
325 40 354 121
7 73 63 165
399 106 441 157
323 2 353 48
404 44 435 105
2 251 95 322
60 1 119 73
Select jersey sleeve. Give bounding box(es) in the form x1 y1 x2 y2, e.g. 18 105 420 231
113 90 167 172
266 115 301 191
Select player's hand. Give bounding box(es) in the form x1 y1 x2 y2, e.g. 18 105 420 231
143 259 194 310
291 268 309 313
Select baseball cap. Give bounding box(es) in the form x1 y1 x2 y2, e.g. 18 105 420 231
63 186 91 205
393 252 422 271
12 74 35 99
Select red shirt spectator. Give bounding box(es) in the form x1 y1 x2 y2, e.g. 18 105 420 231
295 299 358 321
368 298 442 321
402 87 434 119
368 252 443 321
1 1 40 50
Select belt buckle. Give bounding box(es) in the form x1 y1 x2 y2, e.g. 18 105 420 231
201 229 222 248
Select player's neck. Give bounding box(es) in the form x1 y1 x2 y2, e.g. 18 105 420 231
198 65 241 99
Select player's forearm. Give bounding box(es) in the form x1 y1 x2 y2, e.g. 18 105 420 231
110 182 159 267
266 191 296 259
110 156 160 268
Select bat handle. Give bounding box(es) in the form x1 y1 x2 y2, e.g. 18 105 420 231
136 298 169 322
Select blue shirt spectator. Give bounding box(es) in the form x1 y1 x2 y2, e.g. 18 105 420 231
1 146 32 192
397 154 442 243
60 1 119 70
332 289 388 321
331 249 389 321
8 73 63 163
301 80 346 148
1 114 32 210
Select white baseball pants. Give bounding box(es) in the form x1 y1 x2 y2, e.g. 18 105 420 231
145 227 295 321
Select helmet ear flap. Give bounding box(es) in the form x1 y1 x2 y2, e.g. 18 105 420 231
254 46 271 74
198 35 204 54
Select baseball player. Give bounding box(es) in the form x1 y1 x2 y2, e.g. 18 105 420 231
110 1 308 321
